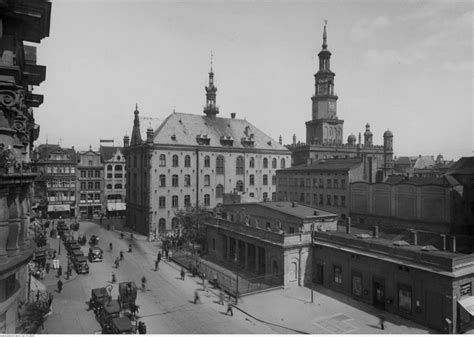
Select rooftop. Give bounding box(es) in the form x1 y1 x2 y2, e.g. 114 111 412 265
447 156 474 176
34 144 77 163
278 158 362 173
99 146 124 162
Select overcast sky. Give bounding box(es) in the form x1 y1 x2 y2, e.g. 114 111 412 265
33 0 472 160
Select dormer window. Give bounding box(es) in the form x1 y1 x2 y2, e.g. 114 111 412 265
241 136 254 148
196 134 210 145
220 136 234 146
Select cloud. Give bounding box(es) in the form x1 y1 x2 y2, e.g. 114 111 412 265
364 49 415 69
442 61 473 72
350 16 390 41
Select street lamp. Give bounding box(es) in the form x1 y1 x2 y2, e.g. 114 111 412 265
311 223 314 303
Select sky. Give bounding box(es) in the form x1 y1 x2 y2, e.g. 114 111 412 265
32 0 472 161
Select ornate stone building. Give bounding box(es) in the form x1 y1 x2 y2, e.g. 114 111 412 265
288 24 394 183
125 65 291 235
76 147 104 218
100 145 126 216
0 0 51 332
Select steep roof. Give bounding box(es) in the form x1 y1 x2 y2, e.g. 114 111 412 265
447 157 474 176
278 158 362 173
394 156 412 166
34 144 77 163
152 112 288 151
100 146 124 162
413 155 436 169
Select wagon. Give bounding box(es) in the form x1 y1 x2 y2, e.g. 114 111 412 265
118 281 137 311
89 287 111 312
110 316 136 334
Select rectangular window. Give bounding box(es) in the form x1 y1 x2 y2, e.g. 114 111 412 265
94 193 100 201
341 179 346 189
95 170 100 178
159 175 166 187
313 178 318 187
306 178 310 187
172 175 178 187
204 194 210 206
319 179 324 188
80 182 86 190
334 179 339 189
319 194 324 205
87 170 93 178
184 175 191 186
272 175 276 185
114 173 122 178
263 175 268 185
204 175 210 186
398 284 412 314
299 178 304 187
81 170 86 178
351 272 362 297
327 179 332 189
184 195 191 207
460 282 472 297
107 173 112 178
80 194 86 201
95 182 100 189
159 197 166 208
341 196 346 207
172 196 178 208
326 195 331 206
333 265 342 284
334 195 339 206
87 182 93 189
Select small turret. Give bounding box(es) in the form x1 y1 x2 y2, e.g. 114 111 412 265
123 135 130 148
364 123 373 146
130 104 143 146
347 134 356 146
279 135 282 145
146 127 153 144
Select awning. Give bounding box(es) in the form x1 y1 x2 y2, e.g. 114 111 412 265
459 296 474 316
47 204 70 212
107 202 126 211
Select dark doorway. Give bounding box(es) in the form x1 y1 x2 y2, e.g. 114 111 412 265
315 264 324 285
373 278 385 309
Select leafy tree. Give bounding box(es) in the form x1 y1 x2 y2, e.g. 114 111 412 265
174 206 210 251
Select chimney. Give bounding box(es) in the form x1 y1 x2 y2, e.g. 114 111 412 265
123 135 130 148
440 234 446 251
451 236 456 253
279 135 282 145
346 217 351 234
372 226 379 238
313 210 319 216
412 230 418 245
146 128 153 144
231 113 236 119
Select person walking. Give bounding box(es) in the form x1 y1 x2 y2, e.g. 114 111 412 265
379 315 385 330
57 265 62 278
218 290 225 305
193 290 200 304
45 263 50 274
57 279 63 293
226 301 233 316
180 268 185 281
154 259 159 271
157 252 162 263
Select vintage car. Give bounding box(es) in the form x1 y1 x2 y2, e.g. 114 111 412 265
98 299 121 331
89 287 111 312
118 281 137 311
88 247 103 262
70 248 84 262
70 222 80 231
57 221 69 233
110 316 136 334
89 235 99 245
73 255 89 274
66 242 81 252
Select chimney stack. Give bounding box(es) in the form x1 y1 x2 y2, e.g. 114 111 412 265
412 231 418 245
230 113 236 119
346 217 351 234
123 135 130 148
451 236 456 253
440 234 446 251
146 128 153 144
372 226 379 238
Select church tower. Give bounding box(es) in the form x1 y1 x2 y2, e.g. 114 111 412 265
306 22 344 144
130 104 143 146
203 52 219 119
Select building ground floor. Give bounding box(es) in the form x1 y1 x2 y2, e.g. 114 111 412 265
46 202 75 219
77 203 103 219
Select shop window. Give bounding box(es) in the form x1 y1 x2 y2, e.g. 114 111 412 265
351 272 362 297
398 284 412 314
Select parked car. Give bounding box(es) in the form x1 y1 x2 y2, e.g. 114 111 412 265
89 235 99 245
88 247 103 262
73 255 89 274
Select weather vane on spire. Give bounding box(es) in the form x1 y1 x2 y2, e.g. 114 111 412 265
210 50 214 72
322 20 328 49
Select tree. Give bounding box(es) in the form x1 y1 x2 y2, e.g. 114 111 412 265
174 206 210 251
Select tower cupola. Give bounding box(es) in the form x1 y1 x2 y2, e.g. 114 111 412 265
364 123 373 146
203 52 219 119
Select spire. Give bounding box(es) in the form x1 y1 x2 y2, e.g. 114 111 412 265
204 52 219 118
322 20 328 50
131 104 143 145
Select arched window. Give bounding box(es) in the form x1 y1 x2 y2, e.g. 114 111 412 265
204 194 210 206
216 184 224 198
184 155 191 167
263 192 268 200
204 155 210 168
272 158 277 168
263 158 268 168
107 184 112 190
216 155 225 174
107 165 113 171
159 175 166 187
158 218 166 233
159 154 166 166
204 174 210 186
281 158 286 168
171 217 179 229
236 180 244 192
249 157 255 168
115 183 122 189
172 175 178 187
115 165 122 171
236 156 244 175
172 195 178 208
172 155 179 167
263 175 268 185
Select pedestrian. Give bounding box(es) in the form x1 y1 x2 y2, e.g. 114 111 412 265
157 252 162 263
165 249 169 260
154 259 159 271
203 278 208 292
111 272 116 283
226 302 233 316
218 290 225 305
47 292 53 310
57 265 62 278
131 303 140 320
180 268 185 281
45 263 50 274
57 279 63 293
379 315 385 330
52 250 56 260
193 290 200 304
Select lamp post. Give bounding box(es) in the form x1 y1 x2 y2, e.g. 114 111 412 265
310 224 315 303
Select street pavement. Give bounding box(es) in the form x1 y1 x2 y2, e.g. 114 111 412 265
38 219 433 334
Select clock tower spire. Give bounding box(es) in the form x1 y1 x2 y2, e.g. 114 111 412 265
306 21 344 144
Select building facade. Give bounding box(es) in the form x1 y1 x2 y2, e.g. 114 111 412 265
100 146 126 216
0 0 51 333
276 158 369 218
287 24 394 182
204 201 338 287
32 144 77 218
76 147 104 218
125 67 291 235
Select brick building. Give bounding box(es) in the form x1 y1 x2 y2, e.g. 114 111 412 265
124 64 291 235
287 24 394 182
0 0 51 332
32 144 77 218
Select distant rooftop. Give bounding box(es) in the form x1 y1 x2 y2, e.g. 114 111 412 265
447 156 474 176
278 158 362 172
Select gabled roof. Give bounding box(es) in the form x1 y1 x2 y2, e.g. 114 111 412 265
394 156 412 166
34 144 77 163
152 112 288 151
278 158 362 173
413 155 436 169
447 157 474 176
100 146 124 162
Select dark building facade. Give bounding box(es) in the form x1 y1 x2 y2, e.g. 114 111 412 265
288 24 394 182
0 0 51 332
32 144 77 218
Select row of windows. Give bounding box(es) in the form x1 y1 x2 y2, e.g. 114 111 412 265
158 194 211 208
80 169 101 178
79 193 101 202
46 179 76 188
279 177 347 189
46 166 76 174
106 164 123 171
80 181 101 190
106 173 125 179
106 184 124 190
157 174 276 187
156 154 286 171
281 192 346 207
